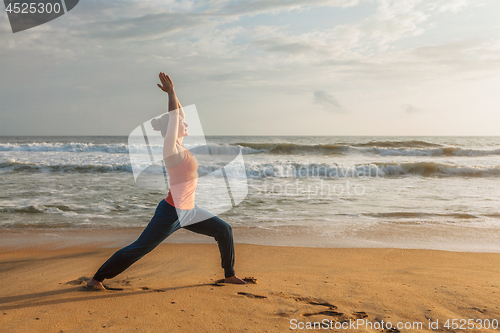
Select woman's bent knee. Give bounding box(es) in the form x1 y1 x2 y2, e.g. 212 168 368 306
218 221 233 239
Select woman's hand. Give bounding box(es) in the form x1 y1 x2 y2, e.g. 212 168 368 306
157 72 175 94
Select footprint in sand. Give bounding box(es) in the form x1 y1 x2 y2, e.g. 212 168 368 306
302 310 344 317
305 300 337 309
237 292 267 299
66 276 90 286
352 311 368 319
243 277 257 284
270 294 348 319
214 277 258 285
297 298 344 317
82 284 124 291
67 277 125 291
138 287 166 292
471 307 487 313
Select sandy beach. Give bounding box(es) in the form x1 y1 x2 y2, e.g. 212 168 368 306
1 234 499 333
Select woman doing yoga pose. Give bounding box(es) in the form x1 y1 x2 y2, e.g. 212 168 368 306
87 73 245 289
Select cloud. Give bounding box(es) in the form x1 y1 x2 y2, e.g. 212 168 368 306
313 90 348 113
246 0 473 65
215 0 360 16
267 42 313 54
81 12 212 40
434 0 471 13
402 104 423 114
206 71 257 82
252 38 314 54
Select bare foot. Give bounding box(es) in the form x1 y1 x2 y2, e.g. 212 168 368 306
86 278 106 290
224 275 246 284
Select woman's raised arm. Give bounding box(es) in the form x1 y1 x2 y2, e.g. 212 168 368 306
157 72 180 157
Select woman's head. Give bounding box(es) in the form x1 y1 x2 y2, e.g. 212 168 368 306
151 113 189 139
151 113 169 138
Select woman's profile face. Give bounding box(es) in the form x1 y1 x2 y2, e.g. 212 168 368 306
178 118 189 137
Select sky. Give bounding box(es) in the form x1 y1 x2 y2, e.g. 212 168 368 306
1 0 500 136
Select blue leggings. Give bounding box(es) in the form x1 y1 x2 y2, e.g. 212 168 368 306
93 199 235 281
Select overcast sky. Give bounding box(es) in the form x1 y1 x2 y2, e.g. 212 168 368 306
1 0 500 136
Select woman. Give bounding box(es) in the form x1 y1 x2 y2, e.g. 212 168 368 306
87 73 245 289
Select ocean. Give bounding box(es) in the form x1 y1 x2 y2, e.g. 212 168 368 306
1 136 500 251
